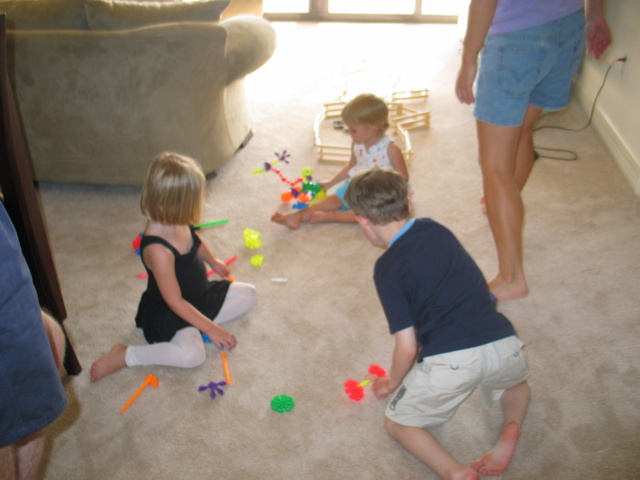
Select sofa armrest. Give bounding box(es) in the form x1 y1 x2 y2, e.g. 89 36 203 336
221 15 276 84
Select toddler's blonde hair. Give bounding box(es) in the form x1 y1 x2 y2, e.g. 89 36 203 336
341 93 389 133
140 152 206 225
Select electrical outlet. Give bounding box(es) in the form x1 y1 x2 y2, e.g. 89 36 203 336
619 54 627 75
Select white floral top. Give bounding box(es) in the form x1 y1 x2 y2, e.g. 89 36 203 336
348 136 394 178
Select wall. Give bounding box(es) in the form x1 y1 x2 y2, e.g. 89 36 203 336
574 0 640 195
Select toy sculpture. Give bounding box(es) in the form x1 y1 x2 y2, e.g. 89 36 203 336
254 151 325 209
343 364 387 402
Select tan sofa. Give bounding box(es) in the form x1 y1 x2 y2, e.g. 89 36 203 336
2 0 276 185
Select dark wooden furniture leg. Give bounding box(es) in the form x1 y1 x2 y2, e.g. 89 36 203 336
0 14 81 375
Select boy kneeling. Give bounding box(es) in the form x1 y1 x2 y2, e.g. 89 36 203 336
345 168 530 480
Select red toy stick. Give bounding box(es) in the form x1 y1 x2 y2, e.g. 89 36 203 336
343 364 387 402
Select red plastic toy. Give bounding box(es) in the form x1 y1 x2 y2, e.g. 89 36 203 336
343 364 387 402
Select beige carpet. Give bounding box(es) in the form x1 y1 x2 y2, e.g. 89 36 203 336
38 22 640 479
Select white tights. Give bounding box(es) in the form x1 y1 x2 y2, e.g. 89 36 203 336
125 282 257 368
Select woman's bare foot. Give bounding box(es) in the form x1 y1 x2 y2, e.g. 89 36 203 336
488 274 528 301
472 422 521 476
90 344 127 382
271 211 302 229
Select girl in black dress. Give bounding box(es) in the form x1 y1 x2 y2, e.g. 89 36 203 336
91 153 257 381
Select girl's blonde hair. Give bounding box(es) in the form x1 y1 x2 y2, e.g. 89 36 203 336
140 152 206 225
341 93 389 133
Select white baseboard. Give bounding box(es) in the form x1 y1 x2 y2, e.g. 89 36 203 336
574 84 640 196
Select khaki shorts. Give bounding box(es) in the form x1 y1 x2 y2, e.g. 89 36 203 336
385 336 529 428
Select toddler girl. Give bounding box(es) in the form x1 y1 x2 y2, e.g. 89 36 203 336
271 93 409 229
91 153 257 381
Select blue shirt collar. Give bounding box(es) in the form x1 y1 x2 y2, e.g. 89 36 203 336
389 218 415 248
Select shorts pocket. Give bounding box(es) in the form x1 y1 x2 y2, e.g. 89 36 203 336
495 45 548 98
421 350 480 392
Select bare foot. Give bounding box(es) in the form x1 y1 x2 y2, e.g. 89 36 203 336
472 422 521 476
488 274 528 301
90 344 127 382
271 211 302 230
450 466 479 480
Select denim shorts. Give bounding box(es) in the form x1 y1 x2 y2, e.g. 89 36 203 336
474 9 585 127
385 336 529 429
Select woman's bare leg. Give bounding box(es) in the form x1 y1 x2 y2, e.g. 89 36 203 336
514 105 544 191
477 120 528 300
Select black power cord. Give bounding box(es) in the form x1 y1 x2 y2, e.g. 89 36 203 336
533 56 627 161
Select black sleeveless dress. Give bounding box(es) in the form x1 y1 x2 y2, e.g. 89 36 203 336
135 226 230 343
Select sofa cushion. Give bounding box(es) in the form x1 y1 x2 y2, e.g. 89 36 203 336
1 0 88 30
85 0 230 30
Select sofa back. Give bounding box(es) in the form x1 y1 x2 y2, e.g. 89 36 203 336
0 0 88 30
1 0 231 31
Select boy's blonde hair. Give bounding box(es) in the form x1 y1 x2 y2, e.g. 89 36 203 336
341 93 389 133
344 167 410 225
140 152 206 225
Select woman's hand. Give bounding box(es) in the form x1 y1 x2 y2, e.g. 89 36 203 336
455 53 478 104
585 16 611 60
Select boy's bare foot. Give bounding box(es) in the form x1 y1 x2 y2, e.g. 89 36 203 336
90 344 127 382
488 274 528 301
472 422 521 476
271 212 301 230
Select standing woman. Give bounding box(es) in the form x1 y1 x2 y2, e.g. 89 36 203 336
455 0 611 300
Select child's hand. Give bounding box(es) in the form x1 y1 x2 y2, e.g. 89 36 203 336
372 376 394 399
204 324 237 351
212 259 231 280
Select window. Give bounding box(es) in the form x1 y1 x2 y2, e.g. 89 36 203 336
264 0 467 23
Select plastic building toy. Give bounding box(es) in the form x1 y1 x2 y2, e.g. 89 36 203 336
250 255 264 267
254 152 326 209
194 219 229 230
243 228 262 250
198 381 227 399
280 167 326 210
252 150 291 175
120 374 159 414
343 364 387 402
132 233 143 255
221 351 232 385
271 394 295 413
